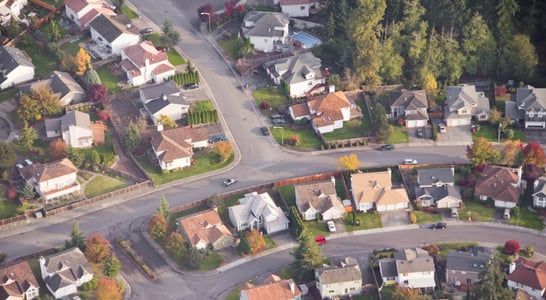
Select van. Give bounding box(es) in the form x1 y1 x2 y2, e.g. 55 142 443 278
451 208 459 218
503 208 511 219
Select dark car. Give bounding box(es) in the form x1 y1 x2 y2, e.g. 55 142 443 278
139 28 153 35
261 127 270 136
315 236 327 245
431 222 447 230
223 178 238 187
183 83 199 90
416 128 424 138
378 144 395 151
272 118 286 125
270 114 282 119
209 134 227 143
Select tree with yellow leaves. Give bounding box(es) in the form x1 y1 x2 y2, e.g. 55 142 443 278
76 47 91 76
336 153 360 172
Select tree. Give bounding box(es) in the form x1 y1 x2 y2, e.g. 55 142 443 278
86 232 111 263
147 214 167 240
522 164 544 185
379 32 404 84
49 138 67 159
501 34 538 82
66 146 84 167
19 182 35 200
49 20 61 42
370 102 390 142
123 121 141 152
184 247 202 270
111 0 124 14
474 255 514 300
157 196 170 221
6 17 20 38
161 18 180 49
87 84 108 105
85 69 102 86
292 231 327 281
90 150 101 164
103 253 121 277
392 285 421 300
461 12 496 76
498 140 522 166
0 142 16 170
337 153 360 172
466 138 496 166
521 141 546 167
65 221 86 251
244 229 266 254
164 231 187 259
76 48 91 76
158 115 176 129
289 134 299 146
17 121 37 149
489 107 502 125
17 86 61 122
234 37 252 58
96 278 122 300
439 35 464 85
211 141 234 163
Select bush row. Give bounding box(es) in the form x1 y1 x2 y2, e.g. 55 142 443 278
118 239 158 280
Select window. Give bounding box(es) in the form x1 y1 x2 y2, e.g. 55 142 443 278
300 5 305 10
529 111 535 118
329 290 335 293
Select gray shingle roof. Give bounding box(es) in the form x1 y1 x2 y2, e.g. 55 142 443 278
42 247 92 292
265 52 323 85
445 248 491 273
317 257 362 284
140 81 180 102
0 46 34 82
146 94 188 115
515 85 546 122
417 168 454 186
379 258 397 278
242 11 289 38
90 14 134 43
19 71 84 101
415 185 461 202
61 110 91 129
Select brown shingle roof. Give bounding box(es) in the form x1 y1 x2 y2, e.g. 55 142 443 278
0 261 39 298
241 276 301 300
308 91 351 114
152 63 176 75
290 102 310 118
150 127 208 163
317 257 362 284
20 158 78 183
474 165 521 203
178 209 233 248
295 180 344 213
508 257 546 291
350 170 409 206
280 0 316 4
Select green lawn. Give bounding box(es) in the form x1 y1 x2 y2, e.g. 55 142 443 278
252 87 289 108
509 206 545 231
271 126 322 151
459 201 495 222
304 220 330 237
76 132 114 160
17 38 56 78
167 49 185 65
191 100 215 112
276 185 295 207
322 119 366 141
84 175 127 198
0 89 17 103
218 38 239 59
60 38 84 56
122 5 139 18
199 252 224 271
472 123 526 142
343 212 383 231
437 242 479 258
138 152 234 185
225 284 244 300
385 126 409 144
96 66 121 94
0 199 19 219
413 210 443 224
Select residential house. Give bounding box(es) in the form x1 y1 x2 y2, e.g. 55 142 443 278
0 261 39 300
294 179 344 221
474 165 522 208
177 209 235 250
350 169 410 212
315 257 362 299
417 168 455 187
121 41 176 86
89 14 140 57
45 110 94 148
64 0 116 27
241 11 290 53
149 126 208 171
289 91 361 134
0 46 35 90
444 84 490 126
139 81 190 124
445 248 492 286
264 52 325 98
0 0 27 26
507 257 546 300
389 90 429 128
19 71 85 106
379 248 436 290
240 274 301 300
532 177 546 208
414 168 461 208
39 248 93 299
19 158 81 202
228 191 289 234
505 85 546 129
276 0 318 17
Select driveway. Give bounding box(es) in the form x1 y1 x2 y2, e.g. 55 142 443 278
380 210 410 227
433 121 472 146
525 129 546 145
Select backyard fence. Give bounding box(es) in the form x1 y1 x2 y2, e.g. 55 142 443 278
273 171 341 187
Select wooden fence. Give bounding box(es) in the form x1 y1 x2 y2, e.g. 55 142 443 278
274 171 341 187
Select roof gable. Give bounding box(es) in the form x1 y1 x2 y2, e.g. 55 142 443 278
20 158 78 183
123 41 170 68
90 14 135 43
417 168 454 186
178 209 233 248
475 165 521 203
241 277 301 300
508 257 546 291
295 180 344 213
0 261 39 298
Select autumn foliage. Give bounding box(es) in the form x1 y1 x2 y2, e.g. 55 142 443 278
503 240 521 255
87 84 108 104
76 48 91 76
49 138 67 159
85 232 111 263
96 278 122 300
337 153 361 172
148 214 168 240
211 141 234 163
521 141 546 168
244 229 265 254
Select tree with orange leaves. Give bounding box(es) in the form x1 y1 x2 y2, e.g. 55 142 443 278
85 232 110 263
49 138 67 159
211 141 233 163
96 278 122 300
76 48 91 76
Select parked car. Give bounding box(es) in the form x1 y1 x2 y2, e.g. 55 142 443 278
139 28 153 35
272 118 286 125
209 134 227 143
416 128 424 138
327 221 336 232
223 178 238 187
431 222 447 230
315 236 327 245
270 114 282 119
15 163 23 169
438 123 446 133
403 158 418 165
378 144 395 151
261 126 270 136
23 159 33 166
183 83 199 90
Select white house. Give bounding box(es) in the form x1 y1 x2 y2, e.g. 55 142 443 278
351 169 409 212
19 158 81 201
277 0 318 17
507 257 546 300
474 165 522 209
389 90 429 128
533 177 546 208
294 179 345 221
241 11 290 53
139 81 190 124
0 0 27 26
315 257 362 299
264 52 325 98
19 71 85 106
45 110 94 148
445 84 490 126
228 192 290 234
415 168 461 208
64 0 115 27
121 41 176 86
39 248 93 299
0 261 40 300
506 85 546 129
0 46 35 90
379 248 436 290
89 14 140 56
149 126 209 171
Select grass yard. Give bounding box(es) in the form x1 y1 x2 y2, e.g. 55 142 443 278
322 119 365 141
191 100 215 112
0 199 19 219
138 152 234 185
84 175 127 198
122 5 139 18
413 210 443 224
199 252 224 271
96 66 121 94
167 49 185 65
472 123 526 142
276 185 295 207
17 38 56 78
252 87 289 108
76 132 114 160
304 220 330 237
385 126 409 144
271 126 322 150
225 284 245 300
437 242 479 258
0 89 17 103
343 212 383 231
218 38 239 59
459 201 495 222
60 38 84 56
509 207 545 231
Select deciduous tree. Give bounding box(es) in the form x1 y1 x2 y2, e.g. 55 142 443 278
66 146 84 167
521 141 546 167
87 84 108 105
337 153 360 172
499 140 522 166
466 137 496 166
292 231 326 281
86 232 111 263
76 47 91 76
489 107 502 125
65 221 86 251
96 278 122 300
392 285 421 300
184 247 202 270
123 121 141 152
111 0 124 14
244 229 266 254
164 231 186 259
49 138 67 159
158 115 176 129
17 86 61 122
211 141 233 163
147 214 167 240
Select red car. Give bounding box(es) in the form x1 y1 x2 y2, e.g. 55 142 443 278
315 236 327 245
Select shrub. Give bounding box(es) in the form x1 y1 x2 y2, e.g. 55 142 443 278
409 212 417 224
289 134 299 146
81 276 98 291
503 240 520 255
6 187 17 201
260 101 269 109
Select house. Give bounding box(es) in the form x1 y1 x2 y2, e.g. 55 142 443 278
177 209 235 250
532 177 546 208
241 11 290 53
45 110 94 148
0 46 35 90
445 248 492 286
294 179 344 221
379 248 436 290
228 191 289 234
139 81 189 124
506 85 546 129
0 261 40 300
315 257 362 299
474 165 522 208
149 126 209 171
444 84 490 126
0 0 27 26
417 168 455 187
350 169 410 212
276 0 318 17
39 247 93 299
507 257 546 299
389 90 429 128
289 91 361 134
264 52 325 98
121 41 176 86
64 0 116 27
240 274 301 300
19 158 81 201
19 71 85 106
89 14 140 57
415 168 461 208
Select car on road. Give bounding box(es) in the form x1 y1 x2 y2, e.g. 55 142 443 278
139 28 153 35
261 126 270 136
183 83 199 90
431 222 447 229
223 178 238 187
416 128 424 138
438 123 446 133
403 158 418 165
327 221 336 232
315 236 327 245
378 144 395 151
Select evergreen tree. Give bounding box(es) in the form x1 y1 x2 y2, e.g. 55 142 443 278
184 247 202 270
292 231 327 281
157 196 170 221
103 253 121 277
65 221 86 251
474 255 514 300
0 142 16 170
123 121 140 152
84 68 102 86
461 13 497 76
17 121 37 149
66 146 84 167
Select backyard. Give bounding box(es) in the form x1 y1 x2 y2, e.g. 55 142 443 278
252 87 289 111
270 125 323 151
83 174 128 198
17 36 57 78
96 66 122 94
472 122 526 142
0 187 19 219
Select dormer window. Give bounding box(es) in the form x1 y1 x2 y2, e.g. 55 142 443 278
529 111 535 118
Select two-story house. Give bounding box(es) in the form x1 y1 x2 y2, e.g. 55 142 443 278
532 176 546 209
121 41 176 86
149 126 208 171
275 0 318 17
228 191 289 234
389 90 429 128
379 248 436 291
351 169 409 212
474 165 522 209
264 52 325 98
0 0 27 26
241 11 290 53
64 0 115 27
414 167 461 208
0 46 35 90
240 274 301 300
294 179 345 221
177 209 235 250
315 257 362 299
506 85 546 129
139 81 190 125
45 110 94 148
89 14 140 57
445 248 492 286
19 158 81 202
445 84 490 126
0 261 40 300
507 257 546 299
19 71 85 106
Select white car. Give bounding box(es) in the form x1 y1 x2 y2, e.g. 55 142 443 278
327 221 336 232
223 178 238 187
403 159 418 165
